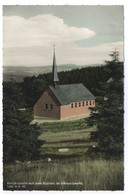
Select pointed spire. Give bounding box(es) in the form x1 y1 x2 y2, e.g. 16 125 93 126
52 44 59 86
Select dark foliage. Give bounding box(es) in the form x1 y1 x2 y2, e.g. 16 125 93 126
87 51 124 158
3 82 43 163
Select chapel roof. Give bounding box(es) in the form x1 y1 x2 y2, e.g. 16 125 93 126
49 83 95 105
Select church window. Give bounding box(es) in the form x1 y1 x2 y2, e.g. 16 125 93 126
45 104 48 110
83 101 85 106
86 101 88 106
51 104 53 109
75 103 77 108
71 103 73 108
79 102 81 107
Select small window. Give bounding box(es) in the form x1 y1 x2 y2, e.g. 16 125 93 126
79 102 81 107
90 101 91 105
75 103 77 108
45 104 48 110
86 101 88 106
71 103 73 108
83 101 85 106
51 104 53 109
93 100 95 105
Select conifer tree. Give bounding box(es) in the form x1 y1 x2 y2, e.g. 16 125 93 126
87 51 124 158
3 81 43 163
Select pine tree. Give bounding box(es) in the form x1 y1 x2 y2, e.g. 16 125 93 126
3 81 44 163
87 51 124 158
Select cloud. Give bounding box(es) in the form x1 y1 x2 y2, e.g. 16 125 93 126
3 41 123 66
3 14 123 66
3 14 95 48
69 41 124 64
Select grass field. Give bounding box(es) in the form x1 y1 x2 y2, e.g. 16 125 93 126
3 119 124 190
3 159 124 190
40 119 89 132
39 119 97 157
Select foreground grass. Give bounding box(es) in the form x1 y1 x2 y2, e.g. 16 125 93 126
3 159 124 190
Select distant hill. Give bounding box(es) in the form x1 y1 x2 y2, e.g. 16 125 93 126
3 64 78 82
3 64 100 82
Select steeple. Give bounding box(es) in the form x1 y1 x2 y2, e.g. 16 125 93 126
52 44 59 87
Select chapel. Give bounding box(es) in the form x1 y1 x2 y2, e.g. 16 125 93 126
34 47 95 120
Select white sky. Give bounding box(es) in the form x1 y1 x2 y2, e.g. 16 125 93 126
3 5 124 66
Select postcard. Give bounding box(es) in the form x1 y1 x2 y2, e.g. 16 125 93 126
1 1 127 193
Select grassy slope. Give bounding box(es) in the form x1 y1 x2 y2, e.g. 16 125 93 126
39 119 97 157
39 120 89 132
3 119 124 190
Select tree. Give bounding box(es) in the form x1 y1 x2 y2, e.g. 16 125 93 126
87 51 124 158
3 81 44 163
3 115 43 163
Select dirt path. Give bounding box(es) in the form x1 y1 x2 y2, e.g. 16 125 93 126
31 113 90 124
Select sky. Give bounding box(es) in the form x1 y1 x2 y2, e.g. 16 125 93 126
3 5 124 67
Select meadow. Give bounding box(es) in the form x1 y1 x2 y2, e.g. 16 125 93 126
3 119 124 190
39 119 97 157
39 119 89 132
3 159 124 190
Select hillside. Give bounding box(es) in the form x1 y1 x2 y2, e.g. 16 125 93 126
3 119 124 190
3 64 101 82
39 120 97 158
3 55 124 190
3 64 79 82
